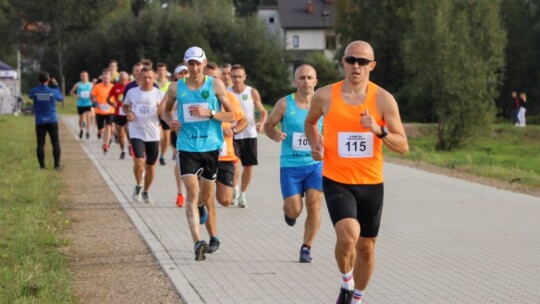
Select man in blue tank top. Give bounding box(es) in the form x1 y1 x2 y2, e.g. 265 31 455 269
264 64 323 264
29 71 64 170
161 46 235 261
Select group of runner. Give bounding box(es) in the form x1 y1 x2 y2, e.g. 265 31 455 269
63 41 409 304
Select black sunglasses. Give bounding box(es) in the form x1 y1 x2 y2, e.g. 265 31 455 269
344 56 373 66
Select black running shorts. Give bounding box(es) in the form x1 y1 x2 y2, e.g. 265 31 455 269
96 114 114 129
131 138 160 165
160 118 171 130
177 150 219 180
233 138 258 166
114 115 128 126
323 177 384 238
77 106 92 115
216 161 235 187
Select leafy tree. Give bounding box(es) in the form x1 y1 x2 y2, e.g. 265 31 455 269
63 1 289 103
10 0 128 93
403 0 506 150
233 0 277 17
499 0 540 117
302 52 341 88
335 0 413 115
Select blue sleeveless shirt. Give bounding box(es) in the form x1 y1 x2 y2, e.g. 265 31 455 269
76 82 93 107
280 93 323 167
176 76 223 152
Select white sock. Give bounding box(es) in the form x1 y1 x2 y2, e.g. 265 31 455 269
341 270 354 290
352 289 364 303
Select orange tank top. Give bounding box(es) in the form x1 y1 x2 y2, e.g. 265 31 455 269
323 81 384 184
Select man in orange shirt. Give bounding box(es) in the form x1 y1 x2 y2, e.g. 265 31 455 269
203 62 248 254
91 69 115 153
305 41 409 304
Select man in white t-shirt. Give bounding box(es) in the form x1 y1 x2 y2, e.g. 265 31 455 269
123 66 165 204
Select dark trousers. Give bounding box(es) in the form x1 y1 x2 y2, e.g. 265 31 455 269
36 122 61 168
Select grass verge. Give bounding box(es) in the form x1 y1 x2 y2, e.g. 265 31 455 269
0 115 74 303
393 123 540 188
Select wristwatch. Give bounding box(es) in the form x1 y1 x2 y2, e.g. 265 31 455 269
209 110 216 119
377 126 388 139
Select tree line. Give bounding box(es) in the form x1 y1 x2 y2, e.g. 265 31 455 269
1 0 538 149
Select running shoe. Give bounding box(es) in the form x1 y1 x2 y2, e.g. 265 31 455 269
132 185 142 202
336 288 354 304
238 193 248 208
159 156 166 166
194 240 208 261
299 246 313 263
285 214 296 227
207 236 220 254
54 165 63 172
198 205 208 224
142 192 154 204
85 132 90 139
176 194 184 207
79 130 83 139
120 151 126 159
102 143 109 153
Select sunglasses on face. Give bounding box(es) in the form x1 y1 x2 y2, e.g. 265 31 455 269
344 56 373 66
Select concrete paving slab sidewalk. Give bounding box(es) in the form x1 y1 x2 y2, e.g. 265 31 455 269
63 115 540 304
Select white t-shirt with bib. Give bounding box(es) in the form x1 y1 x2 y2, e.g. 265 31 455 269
124 87 164 142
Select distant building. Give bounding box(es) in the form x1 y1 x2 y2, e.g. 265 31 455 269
0 60 19 114
258 0 337 80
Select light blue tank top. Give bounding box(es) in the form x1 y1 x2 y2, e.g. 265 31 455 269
176 76 223 152
76 82 93 107
280 93 323 167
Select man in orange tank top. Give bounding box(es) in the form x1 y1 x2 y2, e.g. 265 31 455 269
305 41 409 304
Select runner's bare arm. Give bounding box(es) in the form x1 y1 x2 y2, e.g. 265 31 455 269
252 88 268 132
69 84 78 97
210 79 234 122
305 86 330 161
161 83 178 126
263 98 287 142
378 91 409 155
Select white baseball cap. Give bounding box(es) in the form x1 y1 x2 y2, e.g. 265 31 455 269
174 65 188 74
184 46 206 63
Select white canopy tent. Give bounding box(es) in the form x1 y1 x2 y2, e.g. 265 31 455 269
0 59 19 114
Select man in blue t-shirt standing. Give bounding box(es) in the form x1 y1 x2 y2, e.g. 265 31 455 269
29 71 64 170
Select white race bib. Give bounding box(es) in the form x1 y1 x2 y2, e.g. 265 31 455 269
338 132 373 158
292 132 311 151
135 104 153 117
100 104 111 112
219 141 227 157
80 91 90 98
182 103 209 123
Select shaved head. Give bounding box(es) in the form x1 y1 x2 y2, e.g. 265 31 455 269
344 41 375 61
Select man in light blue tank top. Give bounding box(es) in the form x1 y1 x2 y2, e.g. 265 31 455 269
263 64 323 264
161 46 235 261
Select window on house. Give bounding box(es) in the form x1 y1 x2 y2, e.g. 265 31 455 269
326 34 336 50
293 35 299 48
269 17 275 23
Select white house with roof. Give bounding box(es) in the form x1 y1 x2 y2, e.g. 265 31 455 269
258 0 337 77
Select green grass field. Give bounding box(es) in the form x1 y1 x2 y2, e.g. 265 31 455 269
397 123 540 187
0 115 74 303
